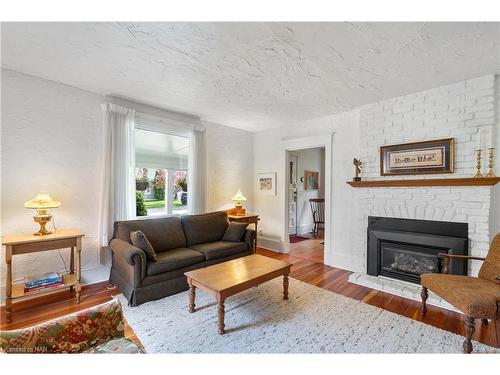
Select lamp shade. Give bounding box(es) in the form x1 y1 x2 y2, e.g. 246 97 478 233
231 190 247 203
24 192 61 209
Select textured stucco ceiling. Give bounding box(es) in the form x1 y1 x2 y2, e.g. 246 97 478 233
2 22 499 132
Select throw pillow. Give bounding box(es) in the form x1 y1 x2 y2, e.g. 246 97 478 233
222 222 249 242
130 230 158 262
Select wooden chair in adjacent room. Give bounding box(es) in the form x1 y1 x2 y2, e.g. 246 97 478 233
420 233 500 353
309 198 325 238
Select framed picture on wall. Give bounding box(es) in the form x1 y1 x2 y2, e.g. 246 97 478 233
257 172 276 195
304 170 319 190
380 138 455 176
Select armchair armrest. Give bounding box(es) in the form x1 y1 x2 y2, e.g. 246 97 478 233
438 253 486 261
438 253 486 274
110 239 147 281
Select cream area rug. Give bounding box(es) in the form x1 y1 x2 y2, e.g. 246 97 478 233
117 278 499 354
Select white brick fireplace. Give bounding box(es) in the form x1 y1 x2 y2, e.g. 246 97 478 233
347 75 500 309
356 186 492 276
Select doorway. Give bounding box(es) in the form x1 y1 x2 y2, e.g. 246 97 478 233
286 147 326 263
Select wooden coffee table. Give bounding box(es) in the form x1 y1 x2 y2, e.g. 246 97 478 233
184 254 292 335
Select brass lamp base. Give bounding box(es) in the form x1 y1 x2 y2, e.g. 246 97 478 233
234 204 246 216
33 214 53 236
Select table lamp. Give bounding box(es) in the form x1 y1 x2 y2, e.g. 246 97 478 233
24 192 61 235
231 189 247 215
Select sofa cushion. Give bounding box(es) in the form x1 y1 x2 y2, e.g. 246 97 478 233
182 211 229 246
189 241 248 261
146 248 205 276
222 222 249 242
130 230 157 262
113 216 186 253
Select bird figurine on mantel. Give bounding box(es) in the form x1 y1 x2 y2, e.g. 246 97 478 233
353 158 362 181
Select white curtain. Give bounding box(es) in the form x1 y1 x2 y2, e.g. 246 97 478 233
188 124 207 214
99 103 136 247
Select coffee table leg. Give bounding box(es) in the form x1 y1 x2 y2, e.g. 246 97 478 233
217 297 225 335
283 274 289 300
188 281 196 313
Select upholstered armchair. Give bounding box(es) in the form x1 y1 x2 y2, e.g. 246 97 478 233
0 299 143 354
420 233 500 353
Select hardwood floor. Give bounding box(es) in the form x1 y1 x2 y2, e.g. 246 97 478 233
288 233 324 264
259 244 499 349
1 241 498 350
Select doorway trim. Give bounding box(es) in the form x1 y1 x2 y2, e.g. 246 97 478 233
280 133 333 261
288 155 298 236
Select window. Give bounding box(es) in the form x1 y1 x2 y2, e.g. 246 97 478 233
134 127 190 217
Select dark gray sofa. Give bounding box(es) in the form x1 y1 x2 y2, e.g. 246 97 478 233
109 211 255 306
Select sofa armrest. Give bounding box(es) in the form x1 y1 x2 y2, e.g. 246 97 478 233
244 229 256 252
110 239 147 281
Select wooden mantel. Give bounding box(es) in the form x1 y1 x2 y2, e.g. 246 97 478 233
346 177 500 188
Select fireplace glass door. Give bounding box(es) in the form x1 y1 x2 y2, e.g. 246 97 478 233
380 242 444 283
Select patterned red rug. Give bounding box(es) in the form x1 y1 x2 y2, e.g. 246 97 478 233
289 235 311 243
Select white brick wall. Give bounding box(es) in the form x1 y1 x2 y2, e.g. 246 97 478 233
359 75 495 178
355 75 497 276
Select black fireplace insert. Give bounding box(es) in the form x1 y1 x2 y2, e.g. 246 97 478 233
367 217 468 284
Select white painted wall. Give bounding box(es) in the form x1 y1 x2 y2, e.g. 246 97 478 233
289 148 325 235
253 110 360 268
1 69 254 299
204 120 253 212
1 69 107 289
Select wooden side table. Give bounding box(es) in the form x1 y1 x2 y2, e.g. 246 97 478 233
227 211 260 252
2 229 84 323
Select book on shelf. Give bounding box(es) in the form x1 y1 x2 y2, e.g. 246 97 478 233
24 280 65 294
25 278 64 289
24 272 62 288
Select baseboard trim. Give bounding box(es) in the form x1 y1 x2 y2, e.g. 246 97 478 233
296 223 314 235
257 237 284 252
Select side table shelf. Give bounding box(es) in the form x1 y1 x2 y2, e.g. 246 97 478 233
2 229 84 323
12 274 77 299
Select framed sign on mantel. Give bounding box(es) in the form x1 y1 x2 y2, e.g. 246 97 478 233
380 138 455 176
